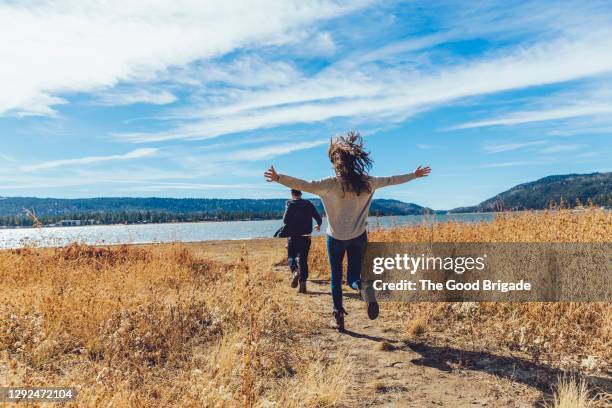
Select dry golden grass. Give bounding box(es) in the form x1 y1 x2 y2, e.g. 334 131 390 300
0 208 610 406
547 376 596 408
310 208 612 368
0 243 349 407
405 318 426 340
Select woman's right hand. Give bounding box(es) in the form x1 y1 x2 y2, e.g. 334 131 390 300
414 165 431 178
264 165 280 182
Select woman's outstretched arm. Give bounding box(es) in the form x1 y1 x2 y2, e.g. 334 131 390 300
371 165 431 190
264 165 333 196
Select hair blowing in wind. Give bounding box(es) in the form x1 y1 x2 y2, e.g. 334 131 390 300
328 131 373 196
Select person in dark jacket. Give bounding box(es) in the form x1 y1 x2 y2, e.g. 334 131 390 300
283 189 322 293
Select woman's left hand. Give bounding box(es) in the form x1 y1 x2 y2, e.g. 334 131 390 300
264 165 280 182
414 165 431 178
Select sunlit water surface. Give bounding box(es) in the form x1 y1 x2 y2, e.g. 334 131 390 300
0 213 494 249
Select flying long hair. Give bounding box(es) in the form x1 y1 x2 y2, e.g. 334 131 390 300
328 131 373 195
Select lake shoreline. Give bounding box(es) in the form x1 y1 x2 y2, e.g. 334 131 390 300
0 213 496 249
0 211 505 231
2 208 604 230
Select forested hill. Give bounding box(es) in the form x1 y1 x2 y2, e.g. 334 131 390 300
0 197 432 227
450 172 611 213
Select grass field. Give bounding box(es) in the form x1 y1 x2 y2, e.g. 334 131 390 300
0 208 610 407
309 208 612 367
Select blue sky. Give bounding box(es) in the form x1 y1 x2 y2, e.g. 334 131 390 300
1 0 611 209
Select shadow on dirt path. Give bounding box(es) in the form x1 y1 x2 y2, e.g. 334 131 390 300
277 270 546 407
405 341 612 395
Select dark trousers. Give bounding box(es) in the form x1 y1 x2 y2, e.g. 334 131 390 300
327 232 368 311
287 236 311 282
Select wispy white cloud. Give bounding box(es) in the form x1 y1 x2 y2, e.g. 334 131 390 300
481 161 537 168
482 141 586 159
416 144 432 150
539 144 586 153
450 78 612 133
10 94 68 117
170 56 304 89
214 139 327 162
127 182 269 191
22 148 158 172
0 181 90 190
483 140 547 154
548 125 612 136
454 104 612 129
0 0 370 116
573 151 601 159
5 0 612 145
542 109 612 136
117 30 612 143
94 90 177 106
305 32 337 55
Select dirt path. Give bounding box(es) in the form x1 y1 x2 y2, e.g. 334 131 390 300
277 270 541 407
197 240 543 407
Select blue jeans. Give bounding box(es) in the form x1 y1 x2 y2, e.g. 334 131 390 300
287 236 311 282
327 232 368 311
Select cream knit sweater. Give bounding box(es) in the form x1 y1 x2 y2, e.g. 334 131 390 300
277 173 417 240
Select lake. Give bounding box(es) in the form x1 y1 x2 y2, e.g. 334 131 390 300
0 213 494 249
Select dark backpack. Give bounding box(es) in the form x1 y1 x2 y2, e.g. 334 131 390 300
273 224 291 238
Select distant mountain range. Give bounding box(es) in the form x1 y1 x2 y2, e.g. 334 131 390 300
450 172 611 213
0 197 433 227
0 172 609 227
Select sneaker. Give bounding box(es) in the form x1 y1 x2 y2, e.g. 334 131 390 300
367 301 379 320
362 283 379 320
298 280 307 294
332 308 348 332
290 271 299 288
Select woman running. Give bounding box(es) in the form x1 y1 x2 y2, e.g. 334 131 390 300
264 131 431 331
